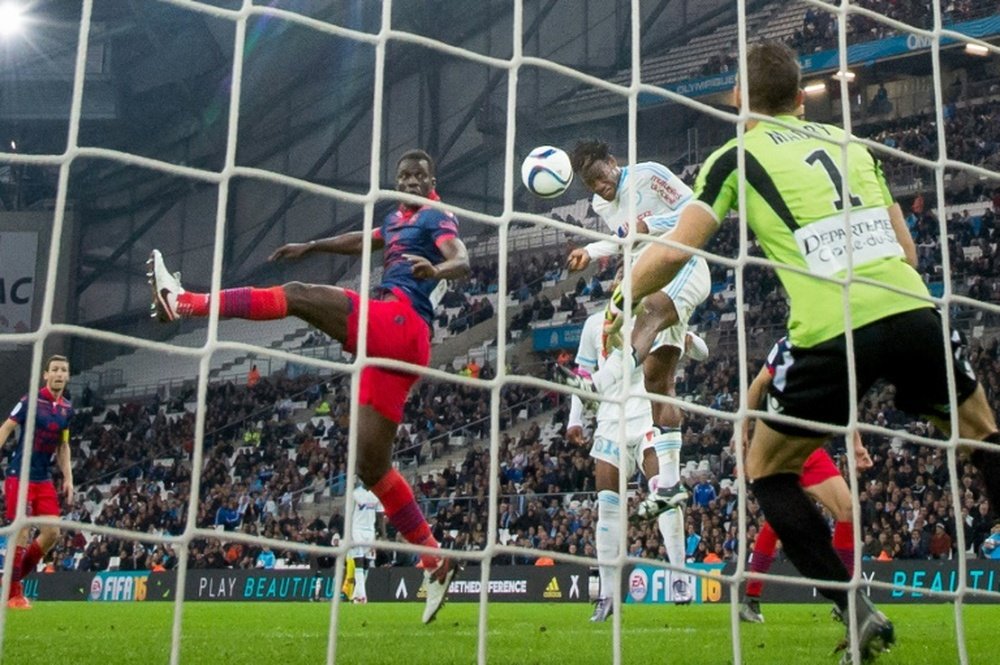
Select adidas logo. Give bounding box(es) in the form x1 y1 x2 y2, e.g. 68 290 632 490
543 577 562 599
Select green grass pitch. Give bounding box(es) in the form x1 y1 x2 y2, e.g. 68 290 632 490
2 602 996 664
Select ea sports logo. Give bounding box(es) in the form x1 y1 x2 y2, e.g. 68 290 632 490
628 569 648 602
90 576 103 600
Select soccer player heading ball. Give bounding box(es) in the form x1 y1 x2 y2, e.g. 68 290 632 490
149 149 470 623
563 139 710 519
609 40 1000 662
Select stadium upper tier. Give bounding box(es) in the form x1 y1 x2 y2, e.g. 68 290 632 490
556 0 998 116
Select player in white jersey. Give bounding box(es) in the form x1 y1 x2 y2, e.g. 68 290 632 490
566 140 711 520
567 308 691 622
349 483 384 603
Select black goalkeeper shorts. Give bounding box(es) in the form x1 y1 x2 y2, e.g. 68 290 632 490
765 307 979 437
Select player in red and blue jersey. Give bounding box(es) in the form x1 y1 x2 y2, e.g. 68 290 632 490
736 337 872 624
148 149 470 623
0 355 75 609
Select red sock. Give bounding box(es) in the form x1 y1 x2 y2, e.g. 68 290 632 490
370 469 439 568
19 541 43 580
746 521 779 598
10 546 26 586
177 287 287 320
833 521 854 576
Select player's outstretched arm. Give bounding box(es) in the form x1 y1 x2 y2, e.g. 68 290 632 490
269 230 386 262
405 236 470 281
604 204 717 344
631 203 717 301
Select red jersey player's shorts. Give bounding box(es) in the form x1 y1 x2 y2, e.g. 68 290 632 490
799 448 842 489
4 477 60 521
343 288 431 424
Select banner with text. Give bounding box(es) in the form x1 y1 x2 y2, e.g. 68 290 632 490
624 560 1000 605
380 565 590 604
88 570 173 602
625 563 723 604
24 562 1000 603
0 232 37 333
532 323 584 352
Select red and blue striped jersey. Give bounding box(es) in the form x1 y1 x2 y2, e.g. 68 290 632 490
6 387 72 481
375 203 458 326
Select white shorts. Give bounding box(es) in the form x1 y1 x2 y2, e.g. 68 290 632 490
349 545 375 560
651 256 711 354
590 426 657 475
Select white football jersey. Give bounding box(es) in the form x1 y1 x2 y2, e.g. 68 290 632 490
576 311 653 440
352 487 383 541
586 162 694 260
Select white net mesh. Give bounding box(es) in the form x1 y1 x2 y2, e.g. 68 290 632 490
0 0 998 663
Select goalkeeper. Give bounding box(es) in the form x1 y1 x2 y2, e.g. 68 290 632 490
606 41 1000 662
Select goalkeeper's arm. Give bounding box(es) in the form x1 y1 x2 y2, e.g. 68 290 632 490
630 204 717 301
605 204 718 347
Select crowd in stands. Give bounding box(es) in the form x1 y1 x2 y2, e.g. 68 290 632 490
0 353 562 572
788 0 995 55
697 1 997 78
863 100 1000 182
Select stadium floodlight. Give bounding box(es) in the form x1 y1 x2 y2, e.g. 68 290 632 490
965 43 989 57
803 82 826 95
0 2 25 37
832 70 856 82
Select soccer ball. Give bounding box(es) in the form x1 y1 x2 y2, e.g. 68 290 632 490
520 146 573 199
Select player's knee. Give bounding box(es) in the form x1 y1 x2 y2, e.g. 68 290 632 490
830 492 855 522
282 281 308 304
644 372 673 395
356 458 387 487
356 465 378 488
642 293 679 329
808 480 853 521
594 462 619 492
38 526 59 550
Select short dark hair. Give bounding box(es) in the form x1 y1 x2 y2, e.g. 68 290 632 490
745 41 801 115
397 149 435 176
569 140 612 175
44 354 68 371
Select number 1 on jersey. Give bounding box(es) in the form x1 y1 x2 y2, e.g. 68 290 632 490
805 149 863 211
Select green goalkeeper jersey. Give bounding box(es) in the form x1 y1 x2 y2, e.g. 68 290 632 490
694 114 931 348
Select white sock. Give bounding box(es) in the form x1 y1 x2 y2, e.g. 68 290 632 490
596 489 621 600
354 565 367 599
654 429 682 488
658 508 686 568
